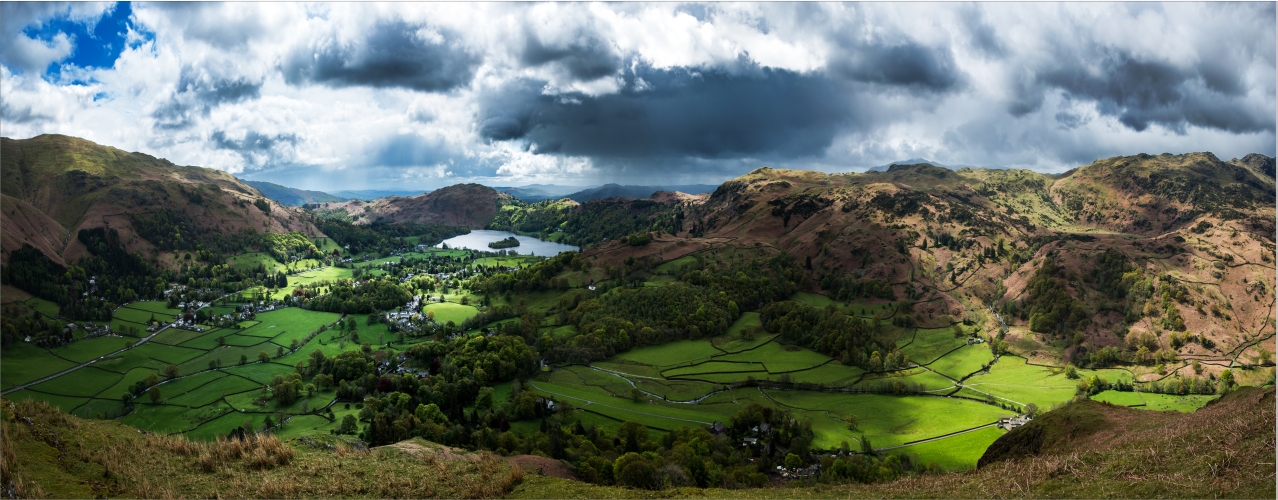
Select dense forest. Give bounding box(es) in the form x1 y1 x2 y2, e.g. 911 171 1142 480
316 219 469 255
489 198 687 247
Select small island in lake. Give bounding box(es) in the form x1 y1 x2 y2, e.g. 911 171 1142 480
487 236 521 249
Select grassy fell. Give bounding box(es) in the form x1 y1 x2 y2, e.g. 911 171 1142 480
1 398 523 498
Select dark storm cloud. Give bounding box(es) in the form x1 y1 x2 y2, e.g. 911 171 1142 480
151 66 262 130
826 33 962 92
282 20 480 92
211 130 298 152
478 64 861 160
518 28 620 81
210 130 299 166
1034 50 1274 134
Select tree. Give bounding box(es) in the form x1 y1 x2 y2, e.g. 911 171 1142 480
208 359 219 371
476 386 494 410
784 453 803 470
618 421 648 454
1218 369 1235 394
338 414 358 434
1065 365 1079 379
148 385 162 403
143 373 159 388
630 387 644 402
426 310 436 321
845 412 860 430
239 354 248 365
859 434 875 456
415 403 449 425
159 364 179 379
258 351 270 362
1024 403 1040 418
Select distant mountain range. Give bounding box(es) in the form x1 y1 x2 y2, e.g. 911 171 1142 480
490 184 719 202
562 183 719 203
242 180 348 206
867 158 1009 172
331 189 429 201
866 158 953 172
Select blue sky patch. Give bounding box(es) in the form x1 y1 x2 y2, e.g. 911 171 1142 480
22 2 133 76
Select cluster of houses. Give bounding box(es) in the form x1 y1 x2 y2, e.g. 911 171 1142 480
379 354 432 379
997 415 1032 430
776 463 822 478
50 321 110 342
168 316 207 332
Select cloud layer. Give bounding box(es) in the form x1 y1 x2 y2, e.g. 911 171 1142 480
1 2 1273 190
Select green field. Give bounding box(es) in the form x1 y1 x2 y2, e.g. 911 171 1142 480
151 327 210 346
5 389 89 413
273 267 355 299
1092 390 1217 412
237 309 341 339
963 356 1132 408
711 313 775 353
112 307 169 324
24 297 61 318
664 361 767 378
762 390 1011 449
29 366 123 397
717 342 832 372
928 344 994 380
901 326 970 364
615 339 723 367
422 302 480 325
1 342 78 386
46 336 127 363
127 342 206 365
123 301 182 315
228 252 285 272
890 426 1006 471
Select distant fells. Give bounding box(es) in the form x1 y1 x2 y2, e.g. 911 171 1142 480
243 181 347 206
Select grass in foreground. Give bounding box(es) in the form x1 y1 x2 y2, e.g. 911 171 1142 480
1 399 522 498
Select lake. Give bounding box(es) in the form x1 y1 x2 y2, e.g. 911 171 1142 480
437 230 579 255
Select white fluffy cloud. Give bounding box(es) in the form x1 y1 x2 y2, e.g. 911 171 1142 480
1 2 1273 191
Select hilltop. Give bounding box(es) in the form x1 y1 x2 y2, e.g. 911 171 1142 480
243 180 346 206
564 183 719 203
309 183 519 228
0 134 322 266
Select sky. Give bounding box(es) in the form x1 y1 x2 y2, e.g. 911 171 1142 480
1 2 1274 191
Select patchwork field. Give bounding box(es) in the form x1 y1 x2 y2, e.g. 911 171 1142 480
0 302 349 441
1 274 1235 477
